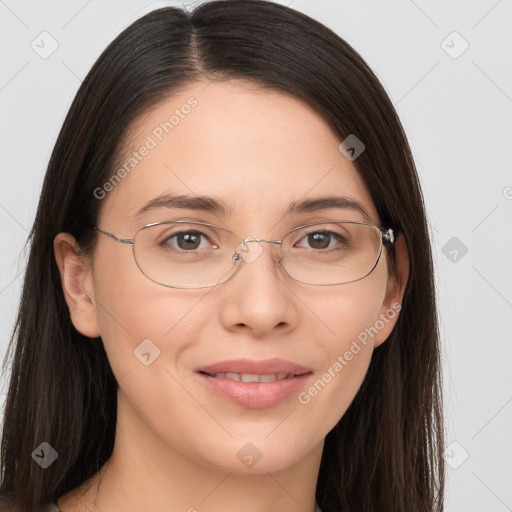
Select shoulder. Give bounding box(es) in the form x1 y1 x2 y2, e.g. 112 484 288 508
0 495 61 511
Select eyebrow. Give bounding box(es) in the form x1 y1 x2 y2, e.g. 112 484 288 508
135 193 371 221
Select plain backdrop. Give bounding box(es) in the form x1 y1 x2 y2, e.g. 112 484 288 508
1 1 511 511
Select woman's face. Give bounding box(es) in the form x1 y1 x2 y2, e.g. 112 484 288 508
58 79 406 474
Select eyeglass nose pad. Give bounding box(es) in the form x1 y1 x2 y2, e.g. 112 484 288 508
234 237 264 264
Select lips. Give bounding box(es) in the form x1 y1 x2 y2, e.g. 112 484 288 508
202 372 294 382
196 357 311 377
195 358 313 409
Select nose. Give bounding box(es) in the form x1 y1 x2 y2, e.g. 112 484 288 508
218 238 298 337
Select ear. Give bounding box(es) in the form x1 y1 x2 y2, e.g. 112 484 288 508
373 232 409 347
53 232 101 338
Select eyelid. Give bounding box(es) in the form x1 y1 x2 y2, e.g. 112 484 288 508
145 218 234 233
155 226 220 253
283 218 366 235
155 223 219 240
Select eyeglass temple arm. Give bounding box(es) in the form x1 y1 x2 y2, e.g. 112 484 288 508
92 226 134 245
381 227 398 245
379 228 402 245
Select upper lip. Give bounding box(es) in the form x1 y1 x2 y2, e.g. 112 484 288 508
196 358 312 376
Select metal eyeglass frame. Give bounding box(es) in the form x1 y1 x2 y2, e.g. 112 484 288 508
91 220 397 289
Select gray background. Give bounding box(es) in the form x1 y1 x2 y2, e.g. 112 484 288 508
1 1 511 510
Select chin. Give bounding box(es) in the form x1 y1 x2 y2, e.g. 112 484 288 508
191 436 313 474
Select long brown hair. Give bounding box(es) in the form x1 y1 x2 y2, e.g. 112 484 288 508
0 1 444 510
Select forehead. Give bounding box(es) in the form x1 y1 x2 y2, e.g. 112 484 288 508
98 79 379 230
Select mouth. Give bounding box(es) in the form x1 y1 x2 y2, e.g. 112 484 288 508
195 359 313 409
195 357 312 378
198 370 311 382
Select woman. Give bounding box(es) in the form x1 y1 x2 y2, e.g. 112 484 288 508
0 1 444 510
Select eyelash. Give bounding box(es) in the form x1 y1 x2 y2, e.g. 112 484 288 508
160 231 215 252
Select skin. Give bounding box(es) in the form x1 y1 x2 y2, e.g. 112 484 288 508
54 79 409 512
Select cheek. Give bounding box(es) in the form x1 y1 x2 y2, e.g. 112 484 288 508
295 265 388 431
91 244 206 382
91 254 214 460
309 255 388 346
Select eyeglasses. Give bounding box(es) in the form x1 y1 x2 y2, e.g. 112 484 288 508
91 220 396 289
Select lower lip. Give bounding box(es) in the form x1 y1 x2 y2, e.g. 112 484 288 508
196 372 312 409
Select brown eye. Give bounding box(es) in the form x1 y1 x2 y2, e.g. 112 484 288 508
296 230 347 251
307 232 330 250
161 231 210 252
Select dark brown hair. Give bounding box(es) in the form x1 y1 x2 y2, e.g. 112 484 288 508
0 1 444 510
